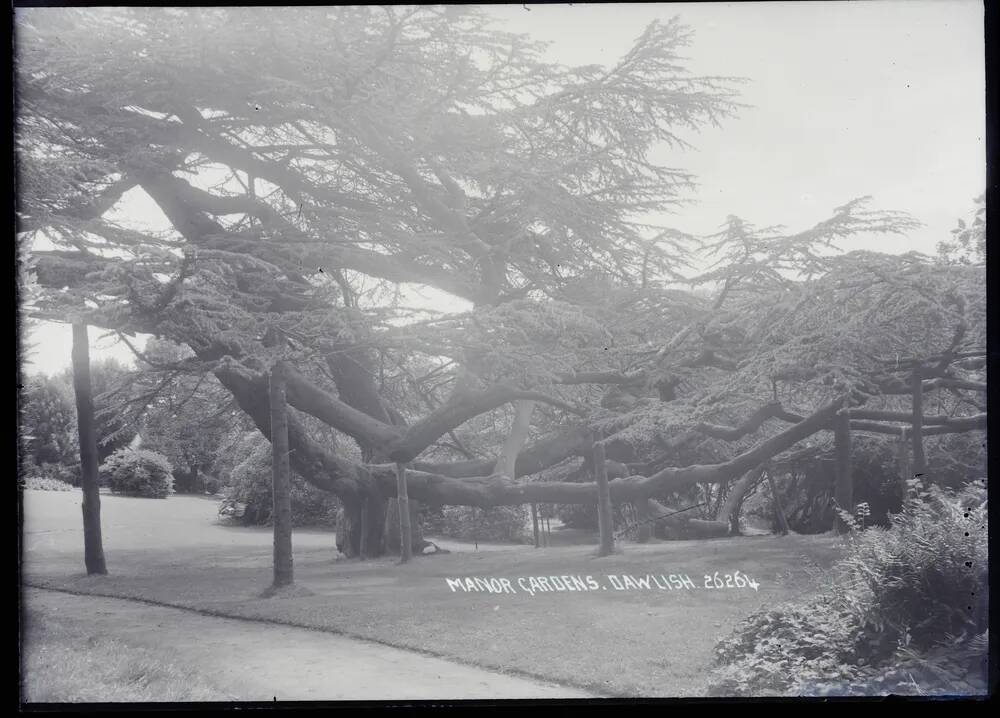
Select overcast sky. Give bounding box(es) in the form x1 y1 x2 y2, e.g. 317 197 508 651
22 1 985 376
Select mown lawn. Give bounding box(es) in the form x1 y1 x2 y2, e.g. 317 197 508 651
23 490 845 698
20 604 228 703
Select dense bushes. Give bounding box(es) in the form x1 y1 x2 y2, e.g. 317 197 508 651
99 449 175 498
171 469 222 495
218 438 340 527
708 479 988 696
554 502 596 530
743 433 986 535
744 437 906 534
422 504 530 543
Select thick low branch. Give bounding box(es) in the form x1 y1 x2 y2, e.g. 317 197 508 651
694 402 805 441
369 398 845 507
686 349 739 371
412 425 591 478
922 378 987 392
850 414 985 435
848 409 952 425
386 385 584 462
873 370 976 395
283 364 402 448
848 409 986 426
555 370 646 386
876 349 986 370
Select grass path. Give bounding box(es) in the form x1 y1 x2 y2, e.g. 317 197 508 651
22 490 846 697
22 587 592 702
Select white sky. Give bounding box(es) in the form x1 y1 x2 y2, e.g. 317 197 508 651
22 1 985 376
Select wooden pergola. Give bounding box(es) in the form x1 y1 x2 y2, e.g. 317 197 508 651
833 350 987 532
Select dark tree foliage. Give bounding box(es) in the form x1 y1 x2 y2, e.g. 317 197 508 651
20 374 78 469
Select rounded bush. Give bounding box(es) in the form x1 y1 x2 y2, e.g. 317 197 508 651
100 449 175 498
218 439 339 526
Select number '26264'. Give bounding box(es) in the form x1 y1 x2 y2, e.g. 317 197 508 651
703 570 759 591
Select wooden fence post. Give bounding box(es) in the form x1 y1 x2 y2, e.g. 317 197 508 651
834 407 854 533
359 496 369 559
911 369 926 478
268 360 293 587
396 462 412 563
897 425 911 494
593 440 615 556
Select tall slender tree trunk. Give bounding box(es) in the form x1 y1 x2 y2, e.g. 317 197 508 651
269 361 293 587
593 440 615 556
834 408 854 534
911 369 926 478
71 323 107 575
530 503 540 548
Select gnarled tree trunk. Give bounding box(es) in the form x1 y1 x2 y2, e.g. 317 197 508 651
338 495 388 558
326 349 424 557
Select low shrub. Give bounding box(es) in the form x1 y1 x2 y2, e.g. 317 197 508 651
708 479 988 696
100 449 174 499
422 504 530 543
23 475 75 492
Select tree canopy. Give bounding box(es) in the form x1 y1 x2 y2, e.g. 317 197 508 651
17 7 985 554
